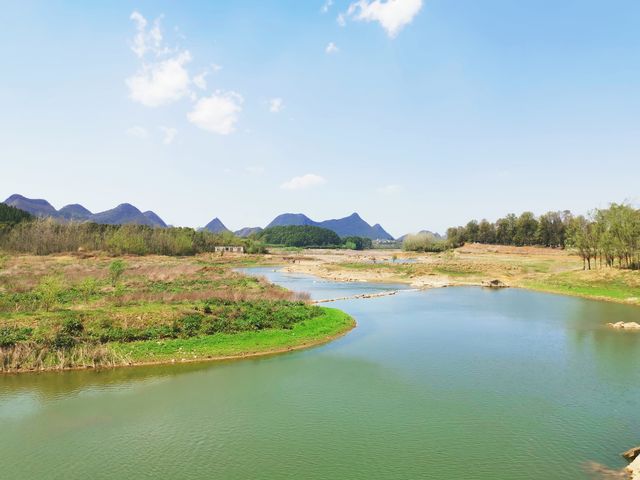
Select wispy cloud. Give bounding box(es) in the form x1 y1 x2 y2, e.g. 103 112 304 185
126 12 192 106
187 91 243 135
269 97 284 113
193 72 207 90
129 11 163 58
159 126 177 144
321 0 334 13
126 125 150 139
325 42 339 54
126 11 244 135
339 0 423 38
281 174 327 190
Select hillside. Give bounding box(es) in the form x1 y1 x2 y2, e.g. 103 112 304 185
397 230 443 242
202 217 230 234
4 194 58 217
235 227 263 237
266 212 394 240
2 194 167 228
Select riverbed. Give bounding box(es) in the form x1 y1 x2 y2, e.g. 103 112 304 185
1 267 639 479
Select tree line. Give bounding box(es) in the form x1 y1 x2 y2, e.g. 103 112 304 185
442 204 640 270
0 217 252 256
0 203 33 226
256 225 372 249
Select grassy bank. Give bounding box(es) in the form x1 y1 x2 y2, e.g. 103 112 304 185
520 270 640 305
112 307 354 364
0 254 354 372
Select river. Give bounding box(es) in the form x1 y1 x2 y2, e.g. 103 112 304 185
1 267 639 479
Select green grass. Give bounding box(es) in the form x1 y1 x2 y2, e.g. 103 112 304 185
522 272 640 303
432 266 482 277
110 307 354 362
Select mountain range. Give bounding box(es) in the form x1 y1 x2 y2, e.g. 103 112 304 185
4 194 406 240
3 194 167 228
265 212 394 240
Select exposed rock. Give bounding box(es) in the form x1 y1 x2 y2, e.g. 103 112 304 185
623 446 640 462
608 322 640 330
627 455 640 480
482 279 508 288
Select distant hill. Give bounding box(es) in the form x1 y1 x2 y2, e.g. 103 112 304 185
58 204 92 221
266 212 393 240
397 230 443 242
234 227 263 237
202 217 230 234
267 213 317 228
142 211 168 228
91 203 159 227
4 194 58 217
2 194 167 228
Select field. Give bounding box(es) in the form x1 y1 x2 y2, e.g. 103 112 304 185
0 253 354 372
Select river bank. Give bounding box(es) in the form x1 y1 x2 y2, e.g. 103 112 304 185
249 244 640 307
0 254 354 373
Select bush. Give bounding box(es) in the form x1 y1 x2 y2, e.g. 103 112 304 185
180 314 204 337
35 276 63 311
403 233 449 253
0 327 32 347
108 260 126 286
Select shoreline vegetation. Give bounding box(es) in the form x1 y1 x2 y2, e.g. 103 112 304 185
0 253 354 373
258 244 640 307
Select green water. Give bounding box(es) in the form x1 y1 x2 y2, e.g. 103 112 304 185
1 268 639 479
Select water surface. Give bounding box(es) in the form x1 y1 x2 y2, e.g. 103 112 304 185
1 268 639 479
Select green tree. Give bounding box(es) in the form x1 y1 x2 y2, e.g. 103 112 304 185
514 212 539 246
108 260 126 286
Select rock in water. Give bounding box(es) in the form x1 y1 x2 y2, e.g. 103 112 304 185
608 322 640 330
623 446 640 462
482 279 508 288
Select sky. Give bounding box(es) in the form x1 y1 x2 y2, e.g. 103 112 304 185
1 0 639 237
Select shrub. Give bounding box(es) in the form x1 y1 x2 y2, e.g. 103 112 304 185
35 276 63 311
78 277 100 302
180 314 204 337
108 260 126 286
0 327 32 347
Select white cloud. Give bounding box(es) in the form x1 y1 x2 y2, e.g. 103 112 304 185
159 126 177 144
193 72 207 90
126 125 150 139
321 0 334 13
269 97 284 113
377 184 402 195
340 0 423 38
126 12 192 107
281 174 327 190
187 91 243 135
127 12 244 133
325 42 339 54
126 51 192 107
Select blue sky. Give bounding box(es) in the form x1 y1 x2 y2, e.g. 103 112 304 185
1 0 639 236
